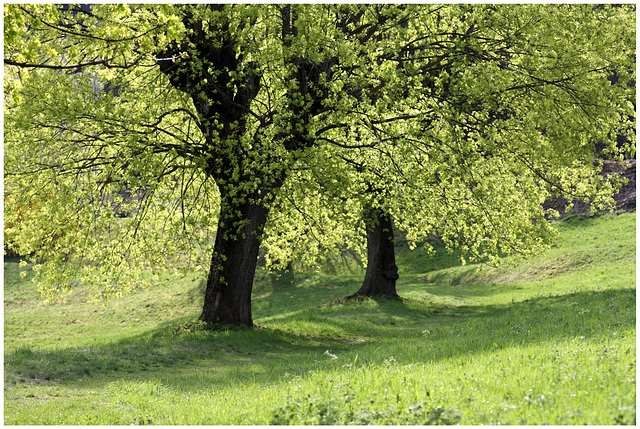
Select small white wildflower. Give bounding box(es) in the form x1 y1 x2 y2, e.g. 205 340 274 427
324 350 338 359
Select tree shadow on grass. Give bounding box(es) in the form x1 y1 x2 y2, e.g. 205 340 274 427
251 286 635 362
4 287 635 392
3 320 351 389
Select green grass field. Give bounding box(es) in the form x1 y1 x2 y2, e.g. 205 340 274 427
4 213 636 425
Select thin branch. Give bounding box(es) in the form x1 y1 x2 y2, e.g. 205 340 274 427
4 58 121 70
20 5 169 44
316 136 376 149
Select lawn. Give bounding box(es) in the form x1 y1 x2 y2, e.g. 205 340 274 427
3 212 636 425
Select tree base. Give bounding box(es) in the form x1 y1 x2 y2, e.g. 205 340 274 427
339 293 402 303
173 319 267 335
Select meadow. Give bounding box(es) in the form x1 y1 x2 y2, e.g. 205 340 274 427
3 212 636 425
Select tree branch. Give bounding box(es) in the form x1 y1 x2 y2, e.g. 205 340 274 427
4 58 120 70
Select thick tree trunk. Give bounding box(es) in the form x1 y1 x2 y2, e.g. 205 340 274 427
200 197 270 327
347 205 399 299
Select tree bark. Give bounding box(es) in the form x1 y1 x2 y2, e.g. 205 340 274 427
200 195 270 327
347 205 399 299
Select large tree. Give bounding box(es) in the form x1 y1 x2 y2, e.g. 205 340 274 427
5 4 416 325
4 5 635 325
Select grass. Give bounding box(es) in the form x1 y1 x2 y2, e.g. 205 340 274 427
4 212 636 425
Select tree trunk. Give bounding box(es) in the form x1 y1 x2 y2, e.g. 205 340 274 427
347 205 399 299
200 196 270 327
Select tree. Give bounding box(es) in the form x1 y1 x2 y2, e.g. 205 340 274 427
5 4 414 325
4 5 635 326
261 4 636 298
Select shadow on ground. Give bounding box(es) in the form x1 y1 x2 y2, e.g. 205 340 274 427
5 286 634 392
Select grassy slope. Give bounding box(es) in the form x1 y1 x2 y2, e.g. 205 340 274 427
3 213 636 425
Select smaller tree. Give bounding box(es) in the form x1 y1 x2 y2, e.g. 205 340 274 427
262 4 636 301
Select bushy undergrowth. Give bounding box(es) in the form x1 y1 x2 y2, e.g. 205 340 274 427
4 213 636 425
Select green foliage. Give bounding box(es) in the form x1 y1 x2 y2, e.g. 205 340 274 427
4 4 635 302
4 213 636 425
262 3 636 270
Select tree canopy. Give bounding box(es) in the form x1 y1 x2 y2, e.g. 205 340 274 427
4 4 635 326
